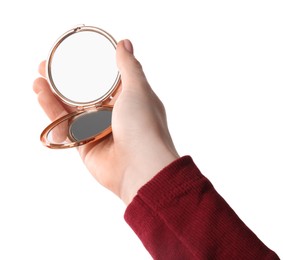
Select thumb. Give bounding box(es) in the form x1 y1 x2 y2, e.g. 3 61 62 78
116 40 149 91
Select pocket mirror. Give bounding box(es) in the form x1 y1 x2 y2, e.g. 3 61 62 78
40 25 121 148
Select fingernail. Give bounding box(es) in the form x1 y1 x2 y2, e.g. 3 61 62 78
123 39 133 54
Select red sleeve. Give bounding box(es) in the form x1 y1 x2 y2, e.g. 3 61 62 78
124 156 279 259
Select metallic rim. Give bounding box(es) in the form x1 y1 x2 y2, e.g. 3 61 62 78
40 106 113 149
46 25 121 109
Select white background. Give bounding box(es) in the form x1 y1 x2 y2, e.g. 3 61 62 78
0 1 282 259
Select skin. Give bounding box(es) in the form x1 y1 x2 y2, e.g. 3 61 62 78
33 39 179 205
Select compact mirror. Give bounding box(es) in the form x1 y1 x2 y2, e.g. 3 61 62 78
40 25 121 148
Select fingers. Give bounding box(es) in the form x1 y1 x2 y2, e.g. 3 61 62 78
116 40 150 92
39 60 46 77
33 77 68 121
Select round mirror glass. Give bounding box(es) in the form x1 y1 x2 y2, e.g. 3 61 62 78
69 110 112 141
43 109 112 148
48 28 119 105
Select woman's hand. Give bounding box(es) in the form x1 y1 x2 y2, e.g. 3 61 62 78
33 40 179 205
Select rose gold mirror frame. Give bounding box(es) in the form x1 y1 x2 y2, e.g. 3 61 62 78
46 25 121 109
40 25 121 149
40 106 113 149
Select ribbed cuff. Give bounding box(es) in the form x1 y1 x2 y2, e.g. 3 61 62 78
125 155 205 216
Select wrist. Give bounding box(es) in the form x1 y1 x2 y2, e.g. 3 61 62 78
120 148 179 205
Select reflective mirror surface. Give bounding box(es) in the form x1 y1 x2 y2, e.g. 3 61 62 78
69 110 112 141
41 26 119 149
48 28 119 104
45 109 112 147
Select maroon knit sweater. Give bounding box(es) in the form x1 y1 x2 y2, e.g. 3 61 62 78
124 156 279 259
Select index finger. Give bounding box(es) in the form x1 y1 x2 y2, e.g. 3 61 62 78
39 60 46 77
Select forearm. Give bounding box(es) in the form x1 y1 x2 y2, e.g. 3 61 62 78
125 156 279 259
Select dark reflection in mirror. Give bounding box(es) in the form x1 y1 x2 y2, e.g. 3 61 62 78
69 110 112 141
